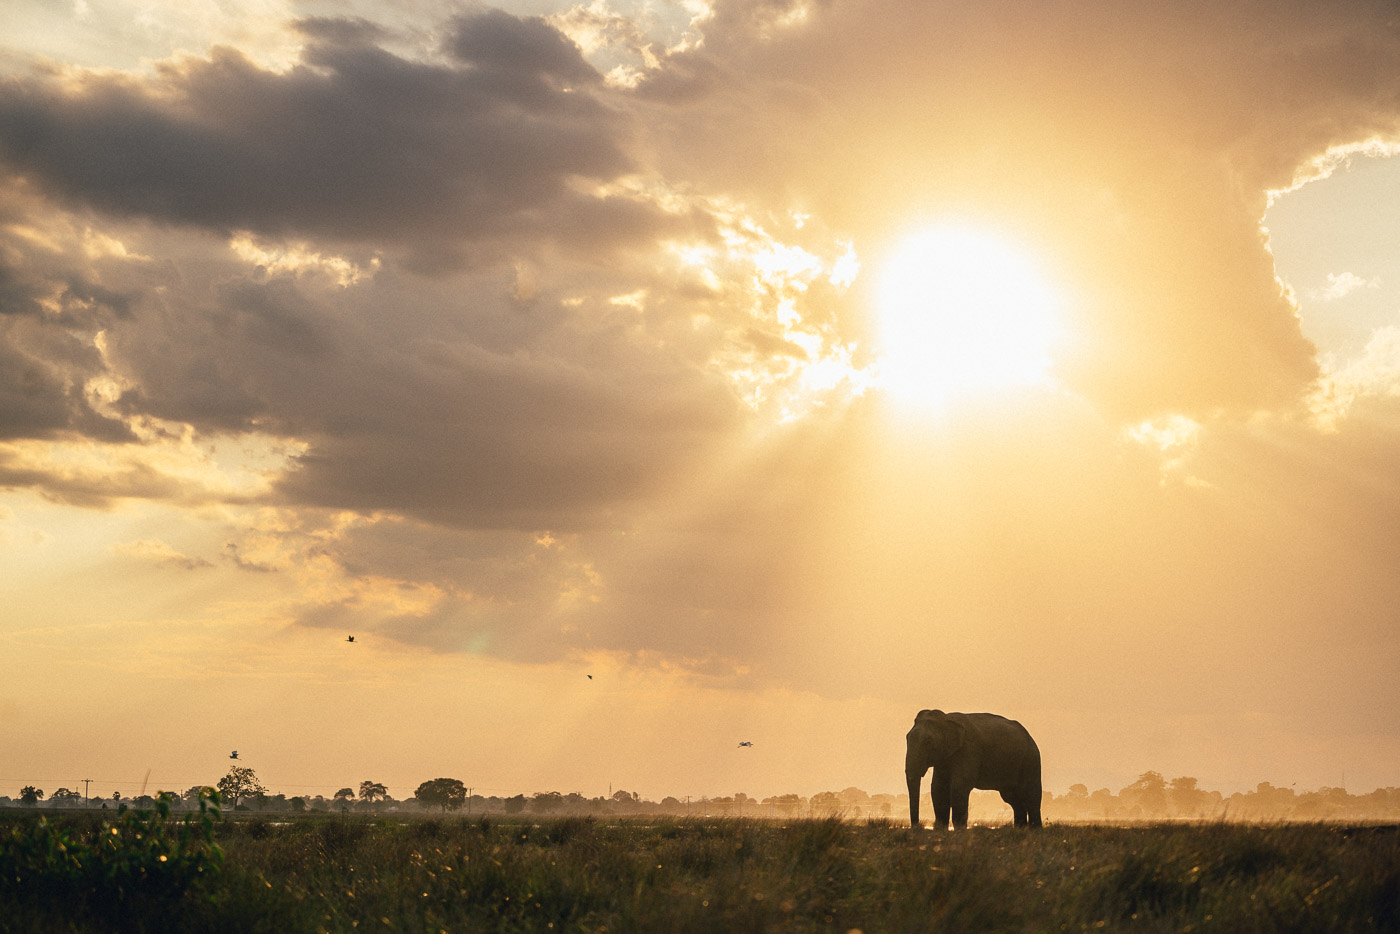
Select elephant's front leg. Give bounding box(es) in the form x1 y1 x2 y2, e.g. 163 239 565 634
931 771 952 830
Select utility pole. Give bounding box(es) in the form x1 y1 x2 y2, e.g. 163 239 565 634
82 778 92 807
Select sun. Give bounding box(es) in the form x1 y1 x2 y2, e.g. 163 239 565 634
873 225 1064 408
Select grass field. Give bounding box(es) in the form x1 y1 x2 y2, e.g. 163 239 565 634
3 807 1398 933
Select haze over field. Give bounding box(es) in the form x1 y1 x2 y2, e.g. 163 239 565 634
3 0 1400 806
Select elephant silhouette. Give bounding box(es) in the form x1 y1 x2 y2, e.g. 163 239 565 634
905 709 1042 830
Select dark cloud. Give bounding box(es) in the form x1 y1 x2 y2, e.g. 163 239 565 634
0 336 90 440
0 11 670 267
87 260 743 528
0 242 133 442
292 15 392 47
444 8 599 84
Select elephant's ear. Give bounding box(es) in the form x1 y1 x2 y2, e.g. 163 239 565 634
943 718 967 754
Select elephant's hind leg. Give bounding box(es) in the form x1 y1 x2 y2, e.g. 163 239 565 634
1000 789 1029 827
950 793 970 831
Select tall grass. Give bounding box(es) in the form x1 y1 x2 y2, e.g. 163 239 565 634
2 814 1396 932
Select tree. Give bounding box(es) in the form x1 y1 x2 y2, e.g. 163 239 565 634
19 786 44 806
838 787 870 814
1168 776 1213 817
359 781 388 805
763 793 803 817
414 778 467 812
504 794 526 814
217 765 268 810
1119 771 1168 817
50 788 82 806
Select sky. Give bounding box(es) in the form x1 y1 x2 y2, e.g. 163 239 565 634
3 0 1400 807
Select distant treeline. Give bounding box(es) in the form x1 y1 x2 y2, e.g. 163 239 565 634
8 770 1400 821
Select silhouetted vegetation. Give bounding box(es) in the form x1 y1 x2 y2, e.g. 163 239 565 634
2 812 1395 932
8 769 1400 823
0 790 223 932
414 777 468 812
216 766 267 811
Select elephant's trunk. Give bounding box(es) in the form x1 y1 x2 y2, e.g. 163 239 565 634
906 751 923 828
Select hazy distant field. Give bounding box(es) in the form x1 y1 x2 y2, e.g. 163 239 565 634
3 811 1398 932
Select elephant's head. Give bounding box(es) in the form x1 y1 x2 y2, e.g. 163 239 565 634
906 709 965 827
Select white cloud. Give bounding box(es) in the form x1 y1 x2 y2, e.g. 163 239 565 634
1310 325 1400 428
229 234 380 288
1315 271 1380 301
1122 414 1207 485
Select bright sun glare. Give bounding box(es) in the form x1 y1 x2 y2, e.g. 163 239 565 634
874 226 1064 408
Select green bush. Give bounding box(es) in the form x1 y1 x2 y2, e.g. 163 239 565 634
0 789 223 927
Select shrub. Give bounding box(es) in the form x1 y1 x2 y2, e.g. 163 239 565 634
0 789 223 925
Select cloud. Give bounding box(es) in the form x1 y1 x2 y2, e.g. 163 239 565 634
1310 325 1400 428
0 10 682 269
626 0 1400 419
112 538 213 570
1316 271 1380 301
4 0 1400 692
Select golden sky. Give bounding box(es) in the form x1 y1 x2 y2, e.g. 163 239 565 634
2 0 1400 804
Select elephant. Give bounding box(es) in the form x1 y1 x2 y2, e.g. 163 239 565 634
905 709 1042 830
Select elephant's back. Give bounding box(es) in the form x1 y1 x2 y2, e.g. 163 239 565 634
956 712 1041 766
951 711 1036 740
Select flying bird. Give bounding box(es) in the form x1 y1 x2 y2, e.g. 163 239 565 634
587 674 593 679
346 635 355 643
738 741 754 747
229 751 239 759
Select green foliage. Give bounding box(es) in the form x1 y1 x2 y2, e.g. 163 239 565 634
3 814 1397 931
0 789 224 929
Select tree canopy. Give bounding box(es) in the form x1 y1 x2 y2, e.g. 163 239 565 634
414 778 467 812
217 766 267 809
